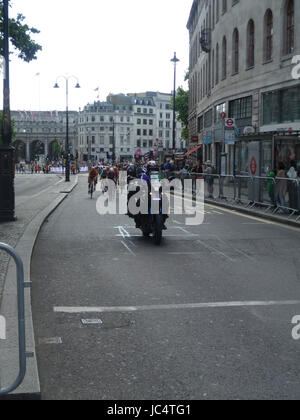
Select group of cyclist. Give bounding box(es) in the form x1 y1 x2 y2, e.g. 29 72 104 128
88 162 157 194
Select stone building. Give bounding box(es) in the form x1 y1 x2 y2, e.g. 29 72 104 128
12 111 78 162
187 0 300 175
11 91 184 163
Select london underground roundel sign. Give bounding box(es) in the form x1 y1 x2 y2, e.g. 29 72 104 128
250 157 257 176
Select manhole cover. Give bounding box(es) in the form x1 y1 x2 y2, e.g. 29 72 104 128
81 319 103 325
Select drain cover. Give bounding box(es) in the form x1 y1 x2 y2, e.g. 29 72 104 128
81 319 103 325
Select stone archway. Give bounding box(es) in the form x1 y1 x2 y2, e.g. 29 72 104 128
48 140 63 161
30 140 45 161
13 140 26 163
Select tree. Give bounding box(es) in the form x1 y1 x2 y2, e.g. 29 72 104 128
0 1 42 62
171 72 189 142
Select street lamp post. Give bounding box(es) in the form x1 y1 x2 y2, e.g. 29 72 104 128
54 75 80 182
0 0 15 222
171 52 179 153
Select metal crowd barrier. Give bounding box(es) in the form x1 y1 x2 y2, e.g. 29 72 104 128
0 243 29 396
161 171 300 219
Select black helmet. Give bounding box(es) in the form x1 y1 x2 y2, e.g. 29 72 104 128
127 164 136 178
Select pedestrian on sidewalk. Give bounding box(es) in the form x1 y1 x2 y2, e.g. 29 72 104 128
205 160 214 199
268 169 276 207
276 162 288 213
287 160 298 210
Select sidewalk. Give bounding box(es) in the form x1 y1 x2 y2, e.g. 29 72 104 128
0 174 78 399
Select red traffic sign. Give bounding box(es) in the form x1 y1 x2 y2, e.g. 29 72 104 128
221 112 227 120
250 157 257 176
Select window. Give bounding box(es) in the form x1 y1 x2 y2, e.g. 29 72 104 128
222 0 227 14
143 119 147 125
286 0 294 55
247 20 255 68
265 9 273 61
229 96 252 119
232 28 239 74
198 115 204 132
222 36 227 79
204 110 213 128
216 43 219 85
263 86 300 125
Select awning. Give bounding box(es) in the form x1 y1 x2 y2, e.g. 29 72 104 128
185 145 202 157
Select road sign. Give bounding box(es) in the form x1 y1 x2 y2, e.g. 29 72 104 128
221 112 227 119
250 157 257 176
225 129 236 145
225 118 236 128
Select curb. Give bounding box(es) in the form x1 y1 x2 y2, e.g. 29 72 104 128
0 176 78 400
204 198 300 229
172 192 300 229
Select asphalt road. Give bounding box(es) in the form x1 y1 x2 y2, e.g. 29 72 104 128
31 174 300 400
15 174 64 206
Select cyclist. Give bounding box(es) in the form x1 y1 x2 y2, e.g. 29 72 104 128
88 166 98 193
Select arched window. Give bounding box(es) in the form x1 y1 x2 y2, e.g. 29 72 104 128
265 9 273 61
216 0 219 22
286 0 294 54
222 36 227 79
247 20 255 68
216 43 219 85
212 49 215 89
232 29 239 74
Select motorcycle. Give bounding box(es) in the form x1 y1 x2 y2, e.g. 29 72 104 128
127 171 168 245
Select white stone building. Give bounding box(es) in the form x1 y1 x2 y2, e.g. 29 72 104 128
187 0 300 175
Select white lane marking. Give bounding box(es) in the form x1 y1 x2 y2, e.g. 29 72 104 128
176 226 194 235
174 193 300 232
197 239 236 263
115 226 131 238
212 234 256 262
22 177 65 199
121 240 136 256
54 300 300 314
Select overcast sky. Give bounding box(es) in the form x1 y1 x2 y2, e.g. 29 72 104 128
4 0 193 112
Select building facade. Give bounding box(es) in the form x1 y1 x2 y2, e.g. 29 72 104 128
187 0 300 175
12 111 78 162
11 92 184 163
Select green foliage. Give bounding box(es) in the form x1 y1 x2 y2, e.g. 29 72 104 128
53 140 63 159
0 1 42 62
171 86 189 141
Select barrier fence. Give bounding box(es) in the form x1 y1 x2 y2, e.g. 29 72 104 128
162 171 300 220
0 244 29 396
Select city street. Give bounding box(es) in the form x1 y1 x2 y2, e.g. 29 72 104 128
15 173 64 206
31 175 300 400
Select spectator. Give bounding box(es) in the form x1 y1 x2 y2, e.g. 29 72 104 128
287 160 298 210
268 169 276 207
205 160 214 199
276 162 288 213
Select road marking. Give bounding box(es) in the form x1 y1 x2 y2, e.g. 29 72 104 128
121 240 136 256
38 337 62 345
115 226 131 238
173 193 300 232
31 178 65 199
197 239 236 262
212 234 256 262
54 300 300 314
